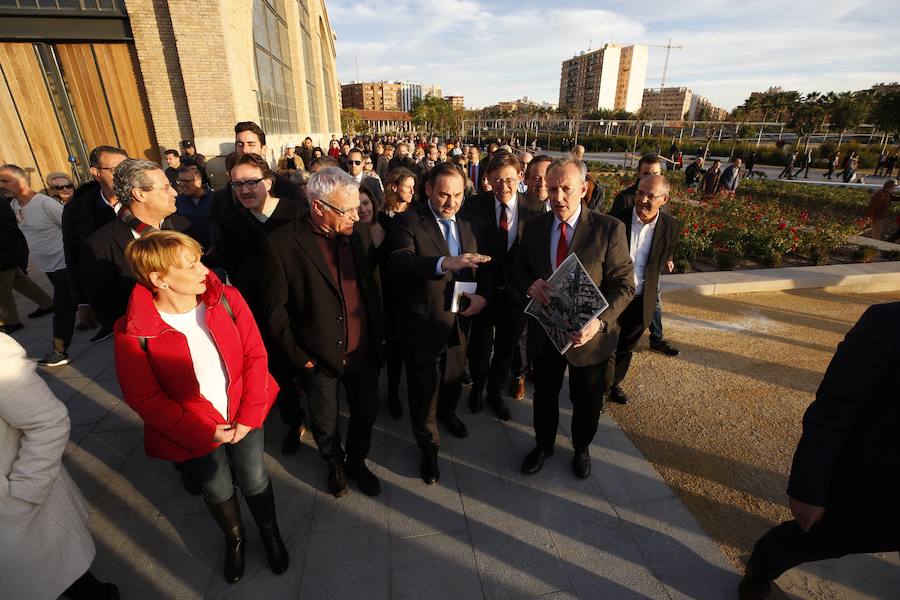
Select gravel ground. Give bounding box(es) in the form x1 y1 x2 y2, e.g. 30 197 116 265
605 288 900 596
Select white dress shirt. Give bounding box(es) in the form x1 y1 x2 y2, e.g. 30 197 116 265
549 203 581 271
629 208 658 295
494 194 518 250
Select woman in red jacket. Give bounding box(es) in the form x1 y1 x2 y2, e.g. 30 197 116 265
113 230 286 584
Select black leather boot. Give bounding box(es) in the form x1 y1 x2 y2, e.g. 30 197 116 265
206 494 245 584
244 482 290 575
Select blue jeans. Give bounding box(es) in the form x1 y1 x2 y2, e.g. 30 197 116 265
649 290 664 343
182 427 269 504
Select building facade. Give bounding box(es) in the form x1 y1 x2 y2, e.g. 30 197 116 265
342 81 402 111
0 0 341 189
444 95 464 110
356 110 413 134
559 44 647 114
640 87 693 121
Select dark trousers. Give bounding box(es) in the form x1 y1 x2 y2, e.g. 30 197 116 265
509 326 529 377
748 518 900 583
300 360 378 464
778 165 794 178
269 357 307 429
532 344 609 451
793 165 810 178
182 427 269 504
46 269 76 353
609 296 648 387
404 341 466 453
385 339 404 401
468 301 527 400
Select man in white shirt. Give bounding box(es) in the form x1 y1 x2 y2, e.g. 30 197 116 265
607 175 681 405
0 164 76 366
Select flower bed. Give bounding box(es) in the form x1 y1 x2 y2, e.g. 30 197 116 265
592 172 895 272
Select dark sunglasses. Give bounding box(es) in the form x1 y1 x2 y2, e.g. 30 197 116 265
349 160 363 166
52 183 74 190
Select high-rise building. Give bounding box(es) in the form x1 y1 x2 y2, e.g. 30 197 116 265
444 95 465 110
423 84 442 98
558 43 647 114
689 95 728 121
640 87 693 121
0 0 342 186
341 82 402 111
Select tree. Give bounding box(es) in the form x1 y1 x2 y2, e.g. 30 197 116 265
870 91 900 135
823 92 870 148
788 93 826 151
340 108 362 135
410 95 454 137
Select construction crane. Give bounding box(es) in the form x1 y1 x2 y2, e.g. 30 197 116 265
644 38 683 88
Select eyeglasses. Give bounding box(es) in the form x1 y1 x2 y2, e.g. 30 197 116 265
349 160 363 166
95 166 117 172
316 197 358 217
142 184 174 193
635 190 667 200
229 178 264 191
52 183 74 190
492 177 519 188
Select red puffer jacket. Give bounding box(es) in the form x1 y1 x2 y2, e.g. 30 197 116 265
113 272 278 462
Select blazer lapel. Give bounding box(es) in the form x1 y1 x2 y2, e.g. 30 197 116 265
647 215 666 268
568 207 591 258
458 218 476 254
112 220 135 254
418 204 451 256
536 213 554 277
294 223 340 294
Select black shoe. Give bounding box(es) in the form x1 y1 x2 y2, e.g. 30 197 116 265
388 393 403 420
521 446 553 475
467 386 483 413
37 350 69 367
438 412 469 438
327 460 350 498
609 384 630 405
280 423 307 456
1 322 24 334
420 451 440 485
572 447 591 479
738 564 784 600
206 495 245 584
346 460 381 497
27 306 53 319
649 338 680 357
487 396 511 421
90 325 113 343
244 482 289 575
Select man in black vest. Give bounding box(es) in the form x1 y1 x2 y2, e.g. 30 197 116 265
260 167 385 499
740 302 900 599
387 163 491 485
607 175 680 404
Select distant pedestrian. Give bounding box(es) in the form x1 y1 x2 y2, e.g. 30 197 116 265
684 157 705 189
718 158 742 194
778 152 797 179
703 159 722 194
823 153 839 179
744 152 756 179
873 152 887 176
885 153 897 178
866 179 898 240
793 149 813 178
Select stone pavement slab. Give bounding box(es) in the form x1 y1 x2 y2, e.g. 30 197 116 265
6 275 744 599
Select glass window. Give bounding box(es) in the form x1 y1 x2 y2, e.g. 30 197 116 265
298 0 320 132
318 19 335 132
253 0 297 134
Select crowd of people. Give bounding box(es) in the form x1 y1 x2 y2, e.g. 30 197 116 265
0 121 897 599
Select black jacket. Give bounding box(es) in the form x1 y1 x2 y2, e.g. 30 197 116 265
0 199 28 271
374 154 389 182
387 202 491 355
610 182 638 213
610 207 680 328
511 208 634 366
80 214 189 327
788 302 900 533
211 173 306 232
387 155 416 175
259 218 385 376
62 181 116 304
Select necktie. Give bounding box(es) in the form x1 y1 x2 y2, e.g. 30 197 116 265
499 203 509 232
440 218 460 256
556 221 568 268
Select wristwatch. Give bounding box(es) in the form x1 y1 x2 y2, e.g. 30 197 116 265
597 318 607 333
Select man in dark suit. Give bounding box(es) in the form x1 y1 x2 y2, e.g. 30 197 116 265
521 155 552 213
609 153 680 359
80 159 189 330
387 141 416 175
415 144 440 202
62 145 128 340
740 302 900 600
260 167 385 498
387 163 491 485
607 175 680 405
463 152 540 420
512 158 634 479
217 153 309 457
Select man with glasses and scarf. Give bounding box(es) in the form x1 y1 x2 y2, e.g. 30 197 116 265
260 167 385 499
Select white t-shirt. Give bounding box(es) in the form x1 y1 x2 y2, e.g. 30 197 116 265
158 303 230 421
10 193 65 272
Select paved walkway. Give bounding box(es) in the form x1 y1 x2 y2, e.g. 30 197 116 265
8 274 739 600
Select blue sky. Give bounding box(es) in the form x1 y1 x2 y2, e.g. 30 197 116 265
327 0 899 110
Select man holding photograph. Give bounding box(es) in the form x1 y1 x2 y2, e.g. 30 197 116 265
512 158 634 479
